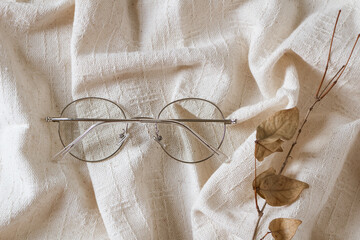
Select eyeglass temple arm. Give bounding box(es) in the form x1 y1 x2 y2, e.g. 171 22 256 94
153 119 231 163
46 117 237 124
51 121 109 162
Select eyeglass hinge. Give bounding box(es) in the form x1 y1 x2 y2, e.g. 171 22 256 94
230 118 237 124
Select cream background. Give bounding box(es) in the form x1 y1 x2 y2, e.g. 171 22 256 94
0 0 359 239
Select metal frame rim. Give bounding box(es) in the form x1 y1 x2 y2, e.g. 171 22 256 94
58 97 128 163
156 97 226 164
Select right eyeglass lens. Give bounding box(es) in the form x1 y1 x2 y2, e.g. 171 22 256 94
156 98 226 163
58 97 127 162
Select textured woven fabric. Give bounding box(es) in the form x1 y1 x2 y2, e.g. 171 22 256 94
0 1 359 239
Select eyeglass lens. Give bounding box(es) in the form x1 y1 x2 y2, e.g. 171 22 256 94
156 98 226 163
58 98 127 162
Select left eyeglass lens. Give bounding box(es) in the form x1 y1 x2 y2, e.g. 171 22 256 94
156 98 226 163
58 98 127 162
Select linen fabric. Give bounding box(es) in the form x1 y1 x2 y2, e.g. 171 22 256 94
0 0 359 239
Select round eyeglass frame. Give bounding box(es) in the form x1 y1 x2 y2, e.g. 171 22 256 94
58 97 128 163
56 97 227 164
156 97 226 164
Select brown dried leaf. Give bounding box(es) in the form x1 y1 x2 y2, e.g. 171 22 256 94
254 168 309 206
269 218 302 240
253 167 276 199
255 107 299 161
255 139 284 161
256 107 300 141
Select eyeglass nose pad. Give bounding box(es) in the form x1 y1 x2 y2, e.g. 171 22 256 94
118 129 129 146
153 134 167 148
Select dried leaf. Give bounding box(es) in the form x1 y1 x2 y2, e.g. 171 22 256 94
253 167 276 199
253 168 309 206
269 218 302 240
255 139 283 161
255 107 299 161
256 107 299 141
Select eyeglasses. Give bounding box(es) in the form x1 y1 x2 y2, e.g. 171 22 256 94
46 97 236 164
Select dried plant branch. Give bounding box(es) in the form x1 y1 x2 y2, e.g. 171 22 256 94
252 203 267 240
318 65 345 98
251 10 360 240
319 34 360 99
254 157 261 214
316 10 341 98
278 99 319 174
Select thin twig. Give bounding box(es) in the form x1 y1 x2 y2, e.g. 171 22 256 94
254 157 261 214
320 34 360 99
255 140 277 154
252 203 267 240
316 10 341 98
318 65 345 99
279 99 319 174
260 231 272 240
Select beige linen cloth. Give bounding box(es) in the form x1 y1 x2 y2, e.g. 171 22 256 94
0 0 359 239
